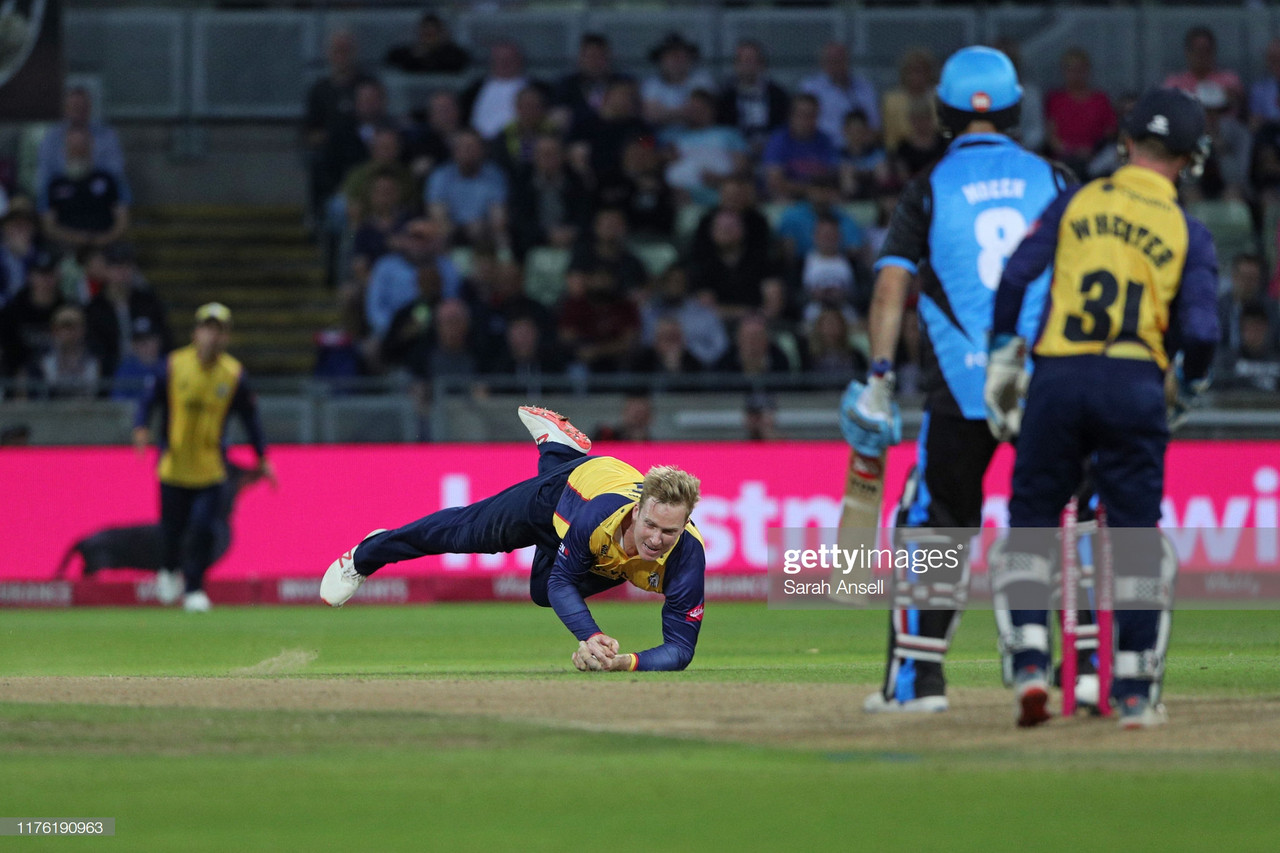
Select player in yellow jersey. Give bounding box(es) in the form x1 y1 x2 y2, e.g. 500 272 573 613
984 89 1219 728
321 407 706 672
133 303 276 612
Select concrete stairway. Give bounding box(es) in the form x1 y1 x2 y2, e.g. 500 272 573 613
131 205 335 377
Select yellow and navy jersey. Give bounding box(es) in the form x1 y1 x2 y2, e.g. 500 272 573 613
135 345 267 488
547 456 706 671
994 165 1219 379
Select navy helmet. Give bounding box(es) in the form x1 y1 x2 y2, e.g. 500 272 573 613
935 46 1023 136
1121 87 1211 176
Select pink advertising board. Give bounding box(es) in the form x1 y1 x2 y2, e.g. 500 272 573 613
0 441 1274 599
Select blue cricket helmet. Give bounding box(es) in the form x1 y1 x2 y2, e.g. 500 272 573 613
936 46 1023 135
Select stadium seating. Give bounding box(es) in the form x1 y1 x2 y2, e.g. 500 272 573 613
1186 199 1258 267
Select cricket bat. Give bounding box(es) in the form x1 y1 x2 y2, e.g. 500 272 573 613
828 449 886 603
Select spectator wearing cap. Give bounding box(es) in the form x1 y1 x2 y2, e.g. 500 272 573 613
425 128 509 248
133 302 276 613
799 42 880 149
35 86 127 201
1187 81 1251 201
364 218 462 343
384 12 470 74
0 199 40 308
460 41 530 141
552 33 631 135
27 304 101 399
762 94 840 202
641 32 715 130
716 40 790 155
1163 25 1244 116
0 248 64 380
85 242 171 378
39 127 131 254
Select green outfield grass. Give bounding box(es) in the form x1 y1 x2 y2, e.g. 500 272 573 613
2 605 1278 851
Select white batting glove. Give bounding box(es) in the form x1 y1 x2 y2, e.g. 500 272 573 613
984 334 1029 441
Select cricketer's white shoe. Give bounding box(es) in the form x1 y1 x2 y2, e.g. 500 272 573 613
1118 695 1168 730
1015 668 1052 728
517 406 591 453
155 569 183 606
321 529 388 607
863 691 949 713
183 590 212 613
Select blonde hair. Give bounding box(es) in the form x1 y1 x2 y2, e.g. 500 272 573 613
640 465 701 515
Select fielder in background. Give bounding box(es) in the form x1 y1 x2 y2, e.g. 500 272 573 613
985 87 1218 728
844 46 1073 712
133 302 277 612
321 407 706 672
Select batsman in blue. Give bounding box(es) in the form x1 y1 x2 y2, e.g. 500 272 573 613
321 406 706 672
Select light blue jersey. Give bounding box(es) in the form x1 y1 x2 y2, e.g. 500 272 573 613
875 133 1073 419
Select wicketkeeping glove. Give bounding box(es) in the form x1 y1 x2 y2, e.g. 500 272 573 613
1165 354 1210 431
984 334 1029 441
840 362 902 458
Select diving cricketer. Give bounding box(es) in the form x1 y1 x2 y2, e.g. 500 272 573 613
321 407 706 672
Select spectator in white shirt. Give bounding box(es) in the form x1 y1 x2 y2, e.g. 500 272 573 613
461 42 529 140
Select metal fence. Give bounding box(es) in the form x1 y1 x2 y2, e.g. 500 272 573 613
62 5 1280 121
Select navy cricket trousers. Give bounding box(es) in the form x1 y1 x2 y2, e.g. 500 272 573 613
352 443 591 603
1006 355 1170 686
160 482 223 593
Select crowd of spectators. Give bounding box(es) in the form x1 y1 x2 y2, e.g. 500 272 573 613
0 86 171 399
308 16 1280 403
6 15 1280 407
